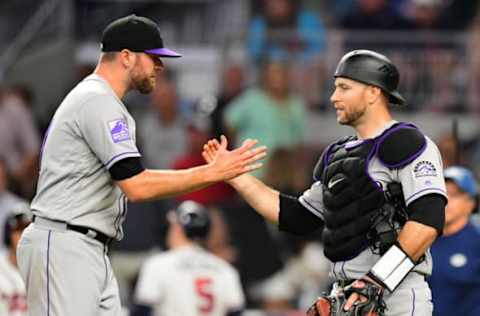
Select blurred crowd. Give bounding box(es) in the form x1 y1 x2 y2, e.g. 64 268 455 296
2 0 480 315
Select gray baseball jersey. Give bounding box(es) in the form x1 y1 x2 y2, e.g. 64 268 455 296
31 74 141 239
299 120 446 280
134 246 245 316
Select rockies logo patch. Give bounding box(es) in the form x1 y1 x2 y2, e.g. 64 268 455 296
108 119 130 143
413 161 437 177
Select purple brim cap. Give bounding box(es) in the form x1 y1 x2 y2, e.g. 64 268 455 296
145 47 181 58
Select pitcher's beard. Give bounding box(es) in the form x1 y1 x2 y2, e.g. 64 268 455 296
133 75 156 94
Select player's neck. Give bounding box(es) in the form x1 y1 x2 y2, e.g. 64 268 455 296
94 65 129 99
170 238 195 249
355 107 393 139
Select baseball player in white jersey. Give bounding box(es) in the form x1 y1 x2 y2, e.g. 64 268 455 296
0 210 31 316
132 201 244 316
16 15 266 316
203 50 447 316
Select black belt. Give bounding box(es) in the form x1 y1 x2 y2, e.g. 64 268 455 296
33 216 113 246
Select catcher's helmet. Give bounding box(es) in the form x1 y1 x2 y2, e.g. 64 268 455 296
174 200 211 239
334 49 406 106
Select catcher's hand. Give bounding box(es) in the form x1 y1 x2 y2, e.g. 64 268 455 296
306 279 386 316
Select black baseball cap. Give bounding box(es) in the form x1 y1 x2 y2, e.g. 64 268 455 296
101 14 181 58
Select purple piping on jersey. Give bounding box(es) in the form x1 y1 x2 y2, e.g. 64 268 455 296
405 188 446 205
364 139 382 191
375 123 417 147
344 139 366 150
39 123 53 168
47 230 52 316
105 151 141 168
411 288 416 316
316 143 335 181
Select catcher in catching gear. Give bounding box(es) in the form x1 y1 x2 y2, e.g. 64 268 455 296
203 50 447 315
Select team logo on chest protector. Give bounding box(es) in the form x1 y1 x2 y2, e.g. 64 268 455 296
108 119 130 143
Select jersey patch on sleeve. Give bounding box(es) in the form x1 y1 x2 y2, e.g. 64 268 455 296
413 160 437 177
108 119 131 143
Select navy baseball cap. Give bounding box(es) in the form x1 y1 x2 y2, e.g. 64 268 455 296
444 166 479 198
101 14 181 58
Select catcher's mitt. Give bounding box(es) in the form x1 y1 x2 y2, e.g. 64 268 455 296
306 280 386 316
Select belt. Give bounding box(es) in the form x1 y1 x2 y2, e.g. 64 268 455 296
33 216 113 246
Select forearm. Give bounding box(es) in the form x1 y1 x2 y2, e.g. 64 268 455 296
397 220 437 261
366 220 437 292
229 174 280 223
118 166 216 202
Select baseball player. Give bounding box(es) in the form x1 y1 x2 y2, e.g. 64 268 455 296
204 50 447 315
0 209 31 316
429 166 480 316
132 200 245 316
16 15 266 316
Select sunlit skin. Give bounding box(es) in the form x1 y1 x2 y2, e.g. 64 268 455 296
94 50 165 99
330 78 372 126
443 181 476 236
330 77 393 140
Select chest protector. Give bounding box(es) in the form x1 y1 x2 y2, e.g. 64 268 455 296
314 122 426 262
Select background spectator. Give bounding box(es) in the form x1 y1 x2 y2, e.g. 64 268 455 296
0 209 31 316
132 201 245 316
247 0 326 63
429 166 480 316
173 113 235 206
225 61 307 179
136 75 190 170
0 159 29 255
0 84 40 199
210 64 246 141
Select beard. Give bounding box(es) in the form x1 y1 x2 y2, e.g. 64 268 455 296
131 71 156 94
337 107 366 126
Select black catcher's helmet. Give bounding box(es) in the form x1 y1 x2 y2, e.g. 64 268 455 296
334 49 406 106
173 200 211 240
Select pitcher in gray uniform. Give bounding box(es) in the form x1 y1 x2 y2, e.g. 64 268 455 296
16 15 266 316
203 50 447 316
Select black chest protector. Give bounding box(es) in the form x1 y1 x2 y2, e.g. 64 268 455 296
314 122 426 262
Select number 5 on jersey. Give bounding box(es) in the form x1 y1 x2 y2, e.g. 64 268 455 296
195 277 214 314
